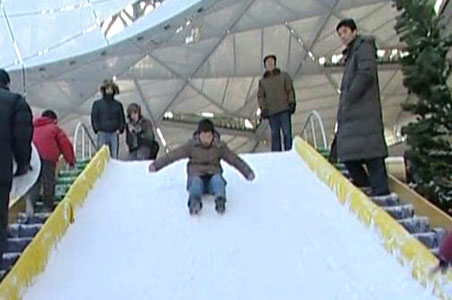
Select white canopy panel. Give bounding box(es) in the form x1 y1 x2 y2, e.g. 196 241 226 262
3 0 409 155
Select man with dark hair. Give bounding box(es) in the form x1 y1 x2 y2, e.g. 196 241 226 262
31 110 75 212
148 119 255 215
257 54 296 151
0 69 33 265
335 19 391 198
91 79 126 159
336 18 357 32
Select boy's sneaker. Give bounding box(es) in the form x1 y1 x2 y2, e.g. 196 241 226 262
188 197 202 215
215 196 226 214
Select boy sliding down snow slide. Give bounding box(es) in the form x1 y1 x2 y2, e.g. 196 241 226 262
148 119 255 215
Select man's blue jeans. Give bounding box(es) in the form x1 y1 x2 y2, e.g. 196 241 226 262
97 131 119 159
268 111 292 151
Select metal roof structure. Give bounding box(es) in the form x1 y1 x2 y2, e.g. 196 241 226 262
1 0 413 154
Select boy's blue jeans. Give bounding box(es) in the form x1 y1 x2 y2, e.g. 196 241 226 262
187 174 226 201
268 111 292 151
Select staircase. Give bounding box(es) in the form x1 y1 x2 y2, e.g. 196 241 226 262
318 148 447 257
1 159 90 279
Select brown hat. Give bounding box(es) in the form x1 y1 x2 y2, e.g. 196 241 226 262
100 79 120 95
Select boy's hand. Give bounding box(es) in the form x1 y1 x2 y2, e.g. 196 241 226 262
148 163 156 173
246 172 255 181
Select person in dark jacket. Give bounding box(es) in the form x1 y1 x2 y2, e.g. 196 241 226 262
0 69 33 265
148 119 255 215
125 103 159 160
30 110 76 212
91 79 126 159
335 19 390 197
257 54 296 151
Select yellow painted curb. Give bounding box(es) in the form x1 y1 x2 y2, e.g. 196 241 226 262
294 136 452 300
0 146 110 300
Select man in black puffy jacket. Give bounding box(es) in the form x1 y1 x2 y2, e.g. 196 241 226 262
0 69 33 265
91 80 126 159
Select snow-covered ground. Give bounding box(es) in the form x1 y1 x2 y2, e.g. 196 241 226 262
23 150 438 299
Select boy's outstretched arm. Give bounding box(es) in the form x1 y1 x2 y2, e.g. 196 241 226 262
221 144 255 181
148 143 189 172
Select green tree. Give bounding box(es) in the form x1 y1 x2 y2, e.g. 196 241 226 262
394 0 452 210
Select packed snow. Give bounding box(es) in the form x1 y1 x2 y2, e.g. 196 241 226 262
23 150 438 300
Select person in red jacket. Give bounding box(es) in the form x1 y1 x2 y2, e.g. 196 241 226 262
29 110 76 212
432 230 452 274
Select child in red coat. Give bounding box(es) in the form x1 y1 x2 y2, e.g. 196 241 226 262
432 230 452 274
29 110 75 212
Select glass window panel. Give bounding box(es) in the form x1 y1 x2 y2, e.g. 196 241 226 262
0 17 20 67
8 7 95 59
23 29 107 67
235 30 261 75
3 0 82 15
93 0 137 21
263 25 290 70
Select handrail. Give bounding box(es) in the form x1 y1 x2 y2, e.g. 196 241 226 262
300 110 328 149
73 122 97 160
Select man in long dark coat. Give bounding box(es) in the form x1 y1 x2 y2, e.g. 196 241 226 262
336 19 390 197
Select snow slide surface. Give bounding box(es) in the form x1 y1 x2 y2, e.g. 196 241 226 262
23 151 437 299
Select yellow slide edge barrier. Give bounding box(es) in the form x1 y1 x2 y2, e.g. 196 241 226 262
294 137 452 300
0 146 110 300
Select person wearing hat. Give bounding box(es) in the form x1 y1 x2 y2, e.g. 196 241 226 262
0 69 33 266
91 79 126 159
148 118 255 215
257 54 296 151
125 103 159 160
